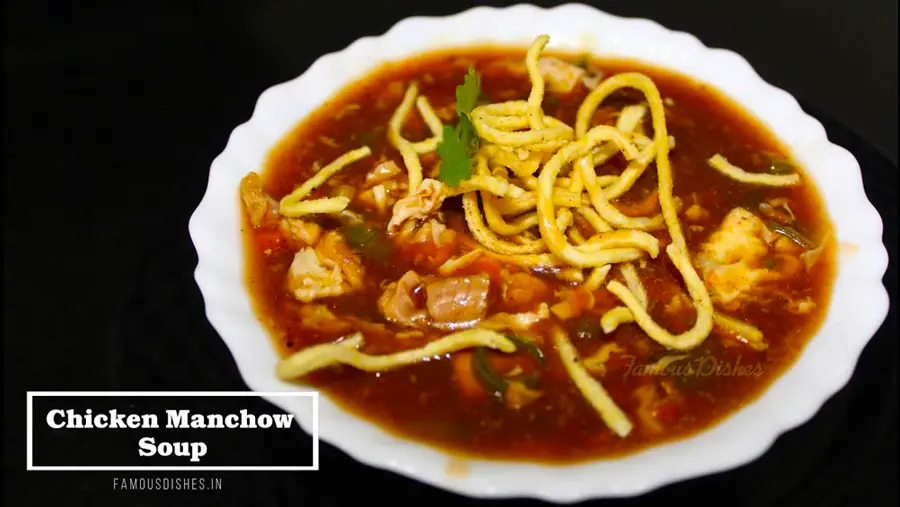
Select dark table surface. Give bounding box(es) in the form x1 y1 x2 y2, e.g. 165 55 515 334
3 1 897 506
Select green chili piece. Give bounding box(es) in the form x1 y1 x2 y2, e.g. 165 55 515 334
472 347 509 397
766 220 814 249
506 335 545 365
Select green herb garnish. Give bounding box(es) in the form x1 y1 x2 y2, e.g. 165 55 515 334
437 66 482 186
575 53 590 69
454 65 481 116
343 222 392 261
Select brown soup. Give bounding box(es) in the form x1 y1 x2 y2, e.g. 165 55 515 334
240 46 836 462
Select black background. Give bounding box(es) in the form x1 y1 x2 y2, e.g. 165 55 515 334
3 0 897 506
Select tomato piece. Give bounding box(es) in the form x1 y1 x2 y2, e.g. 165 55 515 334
504 272 552 312
654 399 682 424
256 229 285 251
452 351 487 400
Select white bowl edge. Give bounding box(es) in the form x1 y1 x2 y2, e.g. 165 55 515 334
187 3 890 502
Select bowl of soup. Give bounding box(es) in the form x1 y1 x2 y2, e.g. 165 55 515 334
188 3 888 501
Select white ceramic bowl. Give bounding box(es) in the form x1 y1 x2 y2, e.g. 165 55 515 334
188 3 889 502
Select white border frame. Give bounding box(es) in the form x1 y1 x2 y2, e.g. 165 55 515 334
187 3 889 502
26 391 319 471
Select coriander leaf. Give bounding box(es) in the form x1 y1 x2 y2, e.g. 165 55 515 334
438 124 472 186
455 65 482 116
437 66 483 186
457 114 480 154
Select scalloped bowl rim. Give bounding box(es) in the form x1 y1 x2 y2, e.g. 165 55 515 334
187 3 889 502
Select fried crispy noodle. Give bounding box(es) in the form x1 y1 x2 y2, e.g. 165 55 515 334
569 103 648 194
483 194 540 236
584 265 612 291
708 154 801 187
580 230 660 257
483 251 563 270
570 69 715 350
471 101 574 149
537 126 657 267
525 34 551 130
713 312 767 351
280 196 351 217
279 147 372 216
389 82 445 195
463 191 547 255
556 208 574 231
491 188 584 216
479 303 551 332
607 245 714 350
437 248 485 276
481 144 543 179
600 262 647 332
446 175 530 199
602 142 657 200
552 326 633 437
601 307 634 333
410 96 444 153
568 226 587 245
276 329 516 380
621 263 648 305
577 206 613 233
281 146 372 205
577 155 668 231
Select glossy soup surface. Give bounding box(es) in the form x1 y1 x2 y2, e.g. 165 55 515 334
242 48 836 462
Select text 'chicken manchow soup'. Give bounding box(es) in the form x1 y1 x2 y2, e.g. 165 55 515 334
239 35 836 462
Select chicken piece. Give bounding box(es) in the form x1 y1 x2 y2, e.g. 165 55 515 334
286 231 364 302
279 218 322 247
387 179 445 233
504 381 544 410
684 203 710 222
787 296 816 315
411 218 456 247
287 248 345 302
537 57 586 94
695 208 780 309
365 160 402 187
315 231 364 291
240 172 277 226
425 274 491 323
356 184 395 215
293 304 353 334
378 270 428 327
